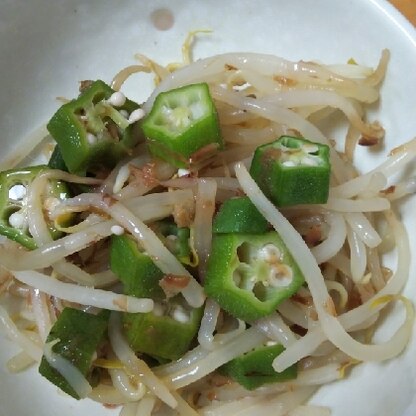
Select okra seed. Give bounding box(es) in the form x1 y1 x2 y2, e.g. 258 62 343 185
302 144 319 154
277 140 324 168
171 305 190 323
268 265 293 288
189 101 204 120
110 225 125 236
162 106 192 130
302 156 320 167
258 244 281 263
256 244 294 287
86 133 98 145
108 91 126 107
128 108 146 124
8 211 27 230
8 184 27 200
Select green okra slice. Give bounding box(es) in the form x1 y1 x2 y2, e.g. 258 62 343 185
204 232 304 322
38 308 109 399
220 343 297 390
110 234 202 361
47 80 144 176
122 295 203 361
0 165 72 249
142 83 224 168
250 135 331 207
213 196 269 234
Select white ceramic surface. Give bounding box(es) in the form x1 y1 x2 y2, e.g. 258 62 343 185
0 0 416 415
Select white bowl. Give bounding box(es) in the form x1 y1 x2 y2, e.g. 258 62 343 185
0 1 416 415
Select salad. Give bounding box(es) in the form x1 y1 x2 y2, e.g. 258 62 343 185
0 37 414 416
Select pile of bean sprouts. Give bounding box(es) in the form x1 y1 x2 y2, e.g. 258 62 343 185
0 38 415 416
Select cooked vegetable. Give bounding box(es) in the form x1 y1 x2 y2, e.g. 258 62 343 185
250 136 331 206
110 234 166 300
212 196 269 234
1 40 413 416
0 166 71 249
142 82 223 168
110 234 202 360
38 308 109 399
204 232 305 321
220 343 297 390
122 297 203 361
47 146 68 171
151 219 192 264
47 80 144 175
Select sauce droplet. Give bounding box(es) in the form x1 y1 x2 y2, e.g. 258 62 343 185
150 8 174 31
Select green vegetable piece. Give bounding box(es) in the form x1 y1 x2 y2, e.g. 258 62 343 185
38 308 109 399
48 147 94 195
250 136 331 207
0 165 71 249
220 344 297 390
213 196 269 234
47 80 144 176
110 233 165 300
204 232 304 322
152 219 192 264
123 296 203 361
48 145 68 171
110 234 202 361
142 82 224 168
